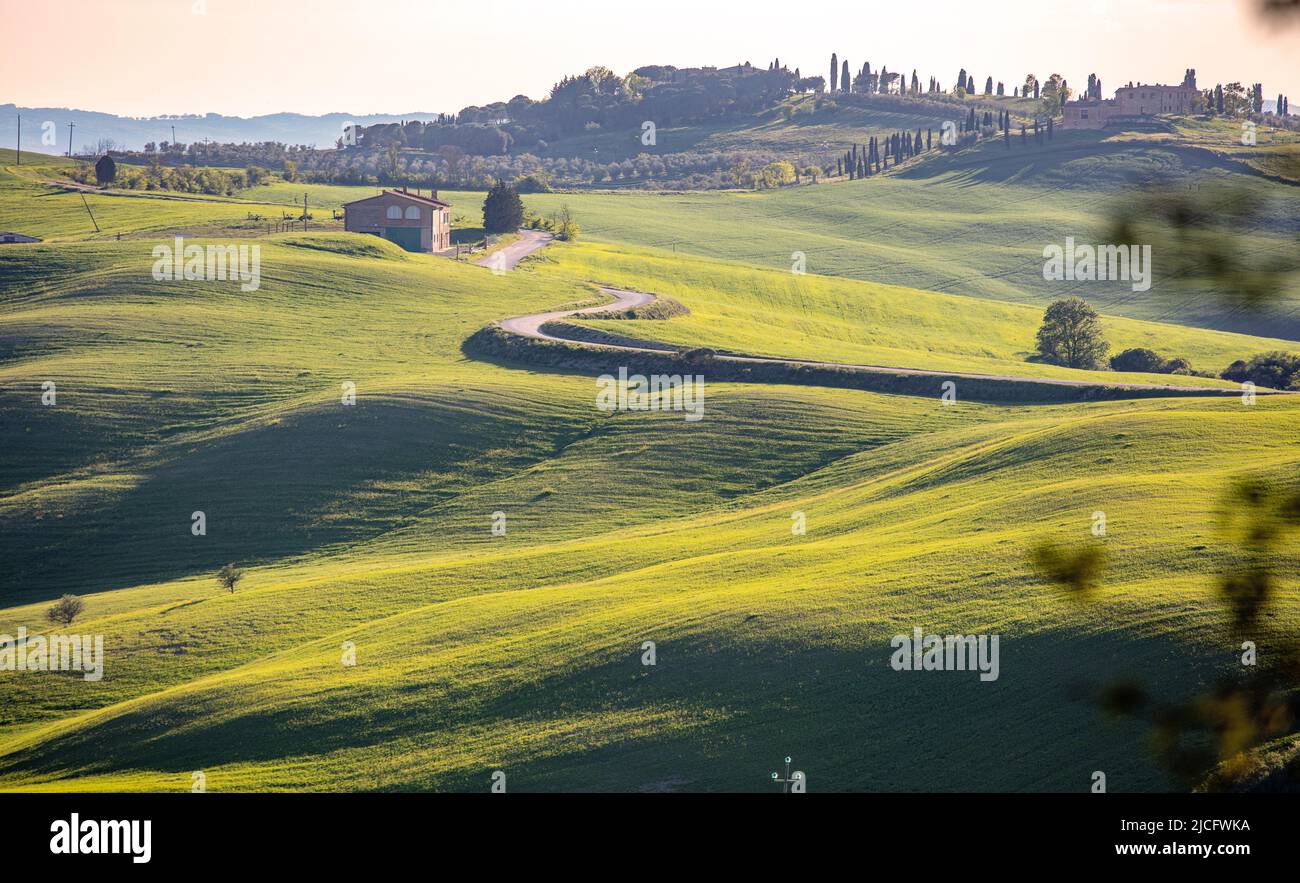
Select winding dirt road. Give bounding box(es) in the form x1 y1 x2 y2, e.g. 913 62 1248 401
501 287 658 342
476 230 555 271
498 287 1278 396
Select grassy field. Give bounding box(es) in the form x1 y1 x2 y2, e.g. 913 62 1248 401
546 242 1294 387
2 138 1298 792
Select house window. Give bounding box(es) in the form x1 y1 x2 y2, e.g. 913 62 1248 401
405 206 420 220
386 205 402 220
1081 110 1089 119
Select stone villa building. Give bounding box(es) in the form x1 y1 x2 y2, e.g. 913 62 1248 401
343 188 451 253
1062 74 1199 129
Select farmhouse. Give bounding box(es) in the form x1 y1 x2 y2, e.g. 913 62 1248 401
343 188 451 253
1062 76 1199 129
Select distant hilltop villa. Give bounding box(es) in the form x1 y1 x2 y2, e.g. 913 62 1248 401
1062 70 1199 129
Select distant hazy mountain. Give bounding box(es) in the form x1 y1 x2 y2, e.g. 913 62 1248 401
0 105 441 154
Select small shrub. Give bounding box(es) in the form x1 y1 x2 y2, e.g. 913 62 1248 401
1110 347 1167 373
46 594 85 627
676 347 716 365
552 204 580 241
1222 351 1300 389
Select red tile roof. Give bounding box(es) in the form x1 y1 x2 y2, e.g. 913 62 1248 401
343 189 450 208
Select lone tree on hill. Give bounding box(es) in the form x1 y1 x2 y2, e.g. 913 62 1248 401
217 563 244 594
482 180 524 234
94 154 116 186
1036 297 1110 369
46 594 85 627
553 204 580 241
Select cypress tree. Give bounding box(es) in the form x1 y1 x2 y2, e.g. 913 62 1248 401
482 180 524 233
830 53 839 93
842 60 851 93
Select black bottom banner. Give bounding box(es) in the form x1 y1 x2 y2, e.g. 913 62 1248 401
0 792 1286 869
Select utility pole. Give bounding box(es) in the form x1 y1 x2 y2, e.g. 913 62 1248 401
67 122 75 157
80 192 100 232
303 193 308 229
15 113 19 165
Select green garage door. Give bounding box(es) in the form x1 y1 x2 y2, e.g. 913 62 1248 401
384 227 422 252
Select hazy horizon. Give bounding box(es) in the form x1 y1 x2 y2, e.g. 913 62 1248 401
2 0 1297 119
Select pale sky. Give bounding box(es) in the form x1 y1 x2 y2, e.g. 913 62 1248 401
3 0 1297 117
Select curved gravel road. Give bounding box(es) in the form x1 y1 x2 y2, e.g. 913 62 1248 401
476 230 555 271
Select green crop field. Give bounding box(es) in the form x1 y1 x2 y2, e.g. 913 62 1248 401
1 129 1298 793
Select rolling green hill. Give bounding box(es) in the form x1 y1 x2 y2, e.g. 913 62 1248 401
514 132 1300 339
545 242 1293 387
2 138 1298 792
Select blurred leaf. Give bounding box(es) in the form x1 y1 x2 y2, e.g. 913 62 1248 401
1031 541 1105 597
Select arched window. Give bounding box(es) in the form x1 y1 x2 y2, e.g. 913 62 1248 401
386 205 401 220
404 206 420 220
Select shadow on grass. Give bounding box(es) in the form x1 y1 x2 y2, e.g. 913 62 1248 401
0 627 1206 792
